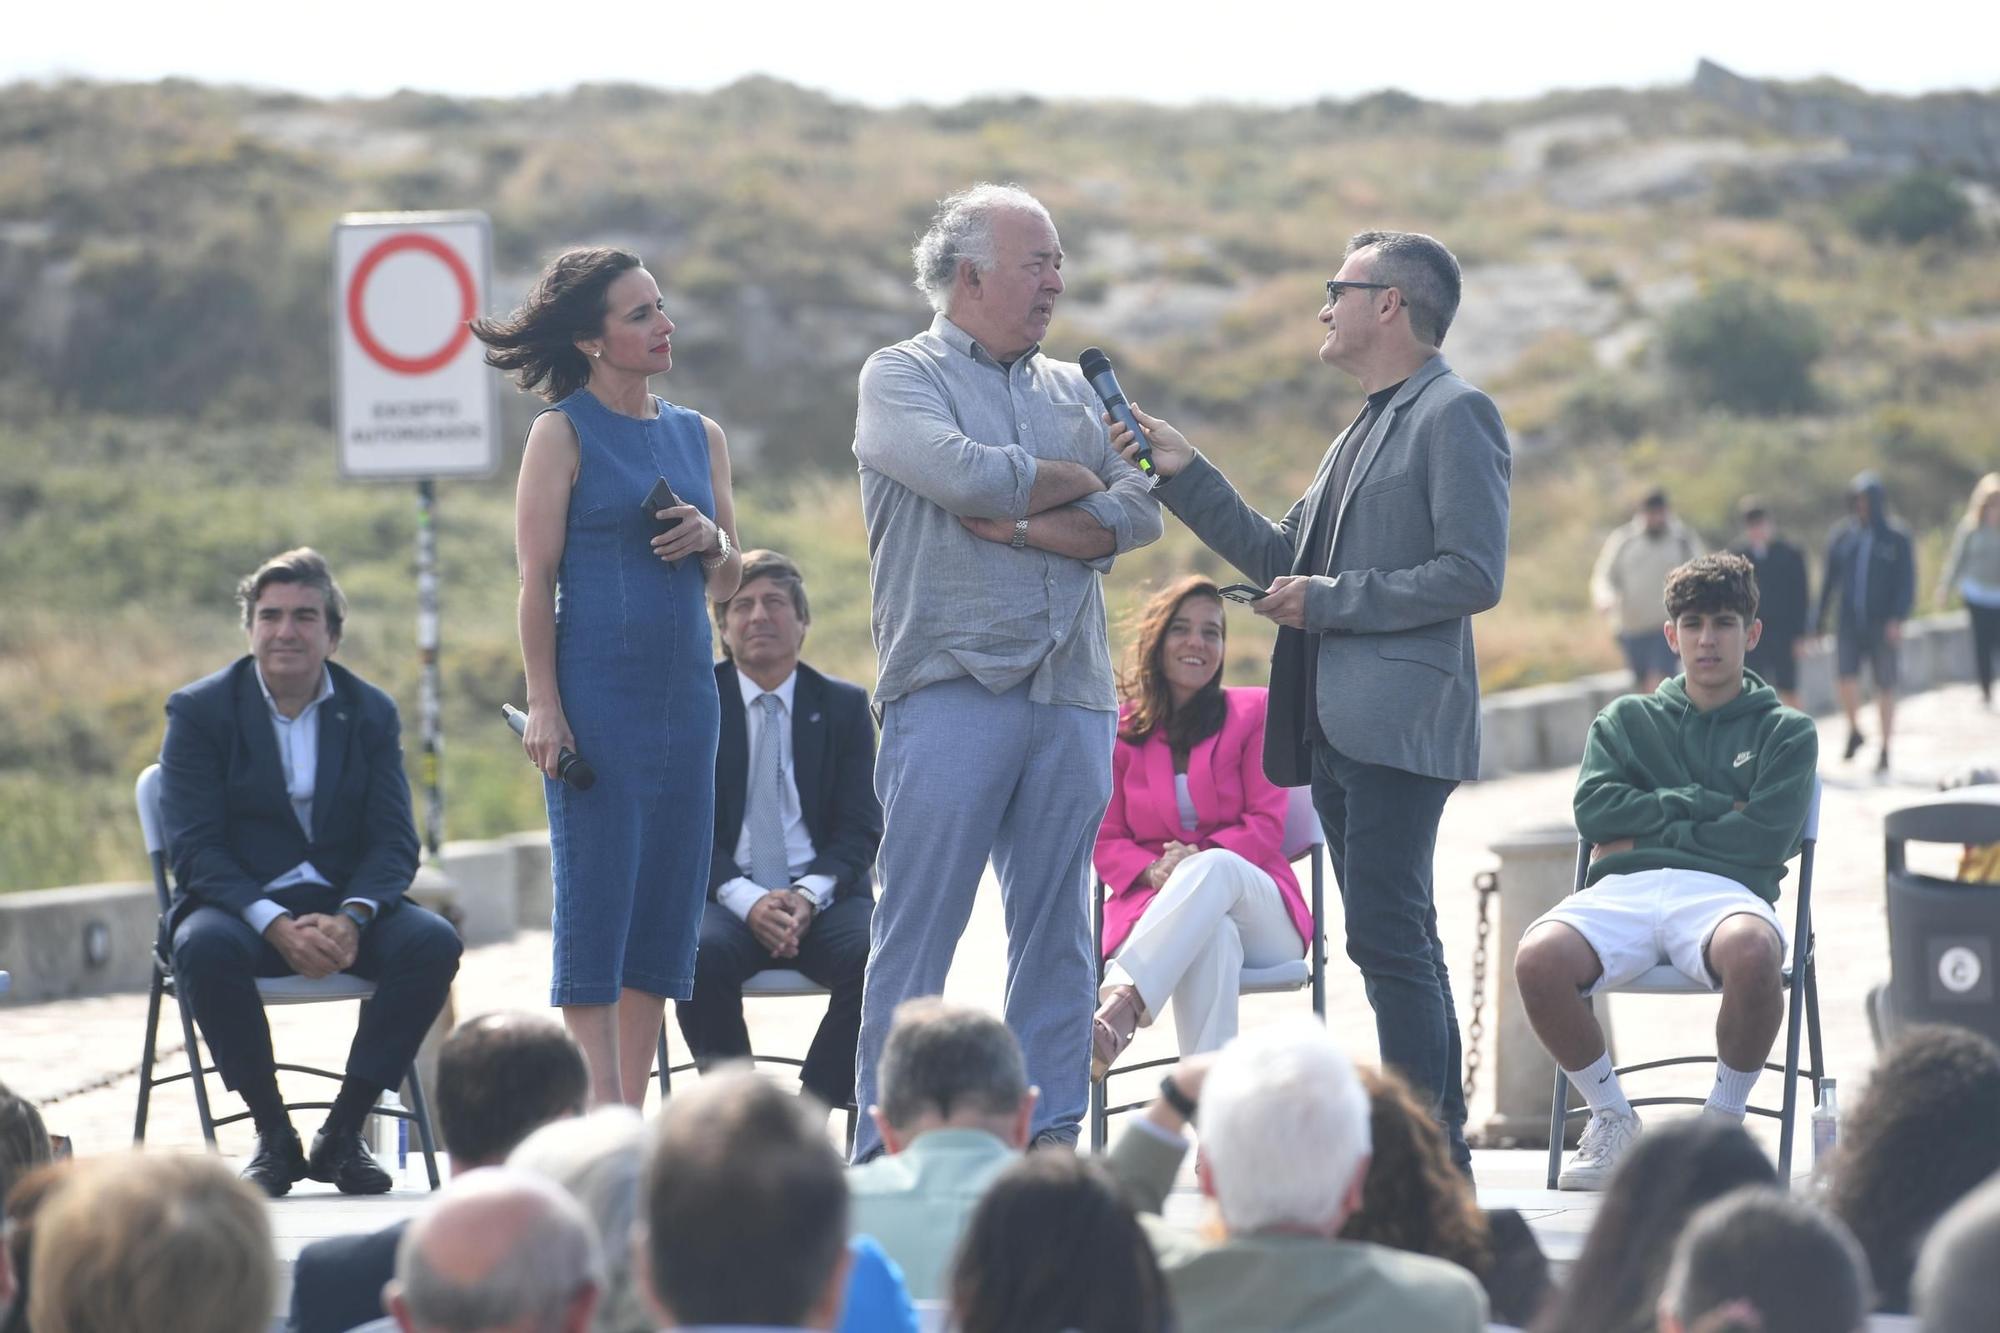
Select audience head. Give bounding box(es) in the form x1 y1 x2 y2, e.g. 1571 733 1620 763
389 1168 603 1333
949 1149 1171 1333
1532 1116 1775 1333
1119 574 1228 751
0 1081 51 1208
1828 1025 2000 1313
436 1012 590 1170
714 549 811 673
1199 1021 1371 1237
872 999 1035 1152
3 1161 67 1333
29 1153 274 1333
510 1108 651 1333
1915 1170 2000 1333
641 1067 850 1330
1658 1187 1869 1333
470 246 646 402
1339 1065 1493 1275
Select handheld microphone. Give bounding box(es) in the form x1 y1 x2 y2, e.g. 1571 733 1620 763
1077 347 1156 483
501 704 597 791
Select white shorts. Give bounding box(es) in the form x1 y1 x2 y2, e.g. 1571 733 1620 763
1528 867 1789 996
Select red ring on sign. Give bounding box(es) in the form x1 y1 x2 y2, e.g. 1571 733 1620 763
346 233 477 375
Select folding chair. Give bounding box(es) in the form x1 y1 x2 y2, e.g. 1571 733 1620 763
656 970 861 1152
132 765 443 1189
1544 780 1824 1189
1089 784 1327 1151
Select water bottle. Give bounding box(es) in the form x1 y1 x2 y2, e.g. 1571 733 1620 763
371 1090 409 1184
1810 1077 1840 1183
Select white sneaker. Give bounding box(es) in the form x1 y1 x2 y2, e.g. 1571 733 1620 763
1558 1109 1642 1191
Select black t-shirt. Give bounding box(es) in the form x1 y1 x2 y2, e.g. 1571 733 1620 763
1302 379 1405 740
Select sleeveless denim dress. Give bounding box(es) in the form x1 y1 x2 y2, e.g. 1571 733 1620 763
541 388 718 1004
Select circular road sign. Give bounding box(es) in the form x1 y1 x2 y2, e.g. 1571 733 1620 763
345 232 477 376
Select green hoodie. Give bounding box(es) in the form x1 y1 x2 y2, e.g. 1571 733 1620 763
1573 671 1818 902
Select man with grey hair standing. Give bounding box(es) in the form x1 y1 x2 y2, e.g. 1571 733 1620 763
385 1168 603 1333
1104 1023 1486 1331
1110 230 1510 1170
850 182 1162 1160
848 999 1037 1298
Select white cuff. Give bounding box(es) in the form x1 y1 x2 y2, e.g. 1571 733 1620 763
716 878 769 922
242 898 289 935
794 875 837 910
1133 1116 1191 1150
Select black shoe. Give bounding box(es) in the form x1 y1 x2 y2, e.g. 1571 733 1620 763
242 1128 307 1198
1844 729 1867 761
1876 748 1891 774
307 1128 394 1195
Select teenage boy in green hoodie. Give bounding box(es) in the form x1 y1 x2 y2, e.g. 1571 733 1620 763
1515 554 1818 1190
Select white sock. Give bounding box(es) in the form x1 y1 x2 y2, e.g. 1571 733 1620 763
1565 1052 1633 1119
1706 1060 1761 1117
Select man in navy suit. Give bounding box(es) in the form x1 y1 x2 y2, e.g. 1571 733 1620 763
159 548 461 1197
677 551 882 1110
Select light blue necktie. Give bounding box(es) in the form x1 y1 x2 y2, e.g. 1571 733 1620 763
746 694 790 890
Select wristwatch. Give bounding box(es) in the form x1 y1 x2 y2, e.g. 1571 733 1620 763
701 525 734 571
1010 518 1030 549
1158 1073 1198 1125
339 903 375 931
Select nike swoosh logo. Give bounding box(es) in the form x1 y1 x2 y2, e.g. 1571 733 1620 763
1734 752 1754 768
1597 1072 1612 1084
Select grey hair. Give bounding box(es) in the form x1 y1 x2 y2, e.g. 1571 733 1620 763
1916 1172 2000 1333
396 1168 605 1333
912 182 1052 313
876 999 1028 1130
1345 230 1463 348
1200 1021 1371 1236
510 1109 653 1333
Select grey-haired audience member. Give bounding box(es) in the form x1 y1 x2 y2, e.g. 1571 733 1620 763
511 1108 652 1333
388 1168 603 1333
848 999 1038 1299
1915 1171 2000 1333
1656 1187 1869 1333
642 1067 852 1331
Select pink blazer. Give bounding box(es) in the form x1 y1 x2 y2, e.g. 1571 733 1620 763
1095 686 1310 957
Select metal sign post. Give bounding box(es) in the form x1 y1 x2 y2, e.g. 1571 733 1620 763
332 211 497 860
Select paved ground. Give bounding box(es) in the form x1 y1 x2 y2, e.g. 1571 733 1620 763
5 682 1994 1310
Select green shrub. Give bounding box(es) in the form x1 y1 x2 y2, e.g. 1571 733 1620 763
1846 170 1974 245
1660 281 1825 414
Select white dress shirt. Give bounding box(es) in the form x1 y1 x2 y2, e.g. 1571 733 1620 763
240 665 374 936
715 668 838 921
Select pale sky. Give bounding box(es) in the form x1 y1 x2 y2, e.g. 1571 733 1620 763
11 0 1997 106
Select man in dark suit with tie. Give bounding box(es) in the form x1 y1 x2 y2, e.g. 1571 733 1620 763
159 548 462 1197
677 550 882 1111
1110 231 1511 1169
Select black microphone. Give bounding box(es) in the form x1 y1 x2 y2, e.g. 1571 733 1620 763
501 704 597 791
1077 346 1155 483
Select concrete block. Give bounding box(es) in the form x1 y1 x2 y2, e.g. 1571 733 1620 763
1579 670 1631 717
1479 695 1543 778
1529 685 1599 769
0 882 157 1003
1924 613 1973 684
1797 642 1838 715
428 841 519 948
505 831 553 931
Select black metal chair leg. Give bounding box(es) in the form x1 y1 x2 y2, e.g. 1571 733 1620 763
404 1064 442 1190
656 1024 672 1103
134 972 165 1144
1546 1061 1569 1190
172 985 219 1146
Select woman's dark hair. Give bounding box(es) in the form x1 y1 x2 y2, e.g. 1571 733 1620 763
1827 1025 2000 1313
949 1150 1173 1333
1341 1066 1495 1268
1661 1186 1871 1333
1532 1117 1776 1333
470 246 643 402
1119 575 1228 753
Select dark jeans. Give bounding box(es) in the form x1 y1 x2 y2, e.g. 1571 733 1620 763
1310 742 1467 1165
676 895 873 1107
171 892 461 1100
1971 603 2000 700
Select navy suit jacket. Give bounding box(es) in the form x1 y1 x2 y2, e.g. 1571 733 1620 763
288 1219 406 1333
708 659 881 901
158 656 420 932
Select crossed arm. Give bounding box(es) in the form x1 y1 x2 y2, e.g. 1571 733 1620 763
1574 713 1818 863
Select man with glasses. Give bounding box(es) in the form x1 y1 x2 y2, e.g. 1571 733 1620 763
1107 231 1510 1168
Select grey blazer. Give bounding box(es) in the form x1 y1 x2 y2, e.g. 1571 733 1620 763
1155 355 1511 784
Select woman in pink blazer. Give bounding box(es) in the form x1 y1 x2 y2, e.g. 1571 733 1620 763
1092 576 1312 1077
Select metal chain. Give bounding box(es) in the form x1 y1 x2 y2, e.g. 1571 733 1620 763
35 1039 186 1109
1463 869 1497 1106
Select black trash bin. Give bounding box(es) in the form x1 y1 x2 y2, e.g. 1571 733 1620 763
1879 788 2000 1047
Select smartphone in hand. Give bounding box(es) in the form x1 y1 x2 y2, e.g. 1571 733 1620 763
643 476 684 534
1218 583 1268 605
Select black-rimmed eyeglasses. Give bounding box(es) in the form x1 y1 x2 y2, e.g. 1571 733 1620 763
1325 279 1394 305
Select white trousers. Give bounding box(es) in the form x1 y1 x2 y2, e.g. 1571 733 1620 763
1104 848 1302 1056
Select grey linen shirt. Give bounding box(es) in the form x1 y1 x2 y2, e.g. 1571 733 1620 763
854 314 1163 709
